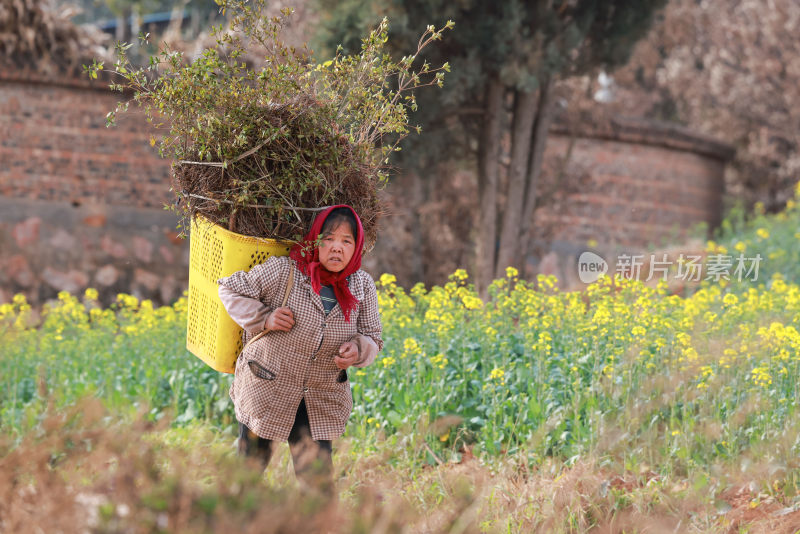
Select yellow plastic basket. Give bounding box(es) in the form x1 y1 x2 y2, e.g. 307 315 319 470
186 214 292 373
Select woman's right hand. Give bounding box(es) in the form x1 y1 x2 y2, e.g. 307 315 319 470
265 307 295 332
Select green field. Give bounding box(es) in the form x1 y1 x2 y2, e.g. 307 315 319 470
3 194 800 532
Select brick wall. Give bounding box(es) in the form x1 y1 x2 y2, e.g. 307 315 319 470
0 196 188 306
521 116 732 291
0 69 733 304
0 68 172 208
0 69 181 306
542 116 731 250
365 116 732 291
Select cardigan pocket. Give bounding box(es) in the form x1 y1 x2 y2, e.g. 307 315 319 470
236 360 278 420
247 360 277 380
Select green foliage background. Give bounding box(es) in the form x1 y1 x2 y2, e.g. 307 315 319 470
3 191 800 490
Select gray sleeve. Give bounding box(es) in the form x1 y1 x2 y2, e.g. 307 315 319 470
217 256 290 335
218 284 271 335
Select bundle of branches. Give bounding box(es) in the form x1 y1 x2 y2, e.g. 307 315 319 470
0 0 110 74
85 1 452 250
174 96 381 245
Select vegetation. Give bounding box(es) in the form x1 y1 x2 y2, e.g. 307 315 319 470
566 0 800 213
316 0 669 290
4 186 800 529
84 0 451 246
0 399 728 533
706 188 800 290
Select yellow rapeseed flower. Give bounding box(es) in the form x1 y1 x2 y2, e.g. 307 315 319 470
379 273 397 286
401 337 422 358
723 293 739 307
488 367 506 386
462 295 483 310
750 366 772 387
452 269 468 281
430 353 448 369
116 293 139 309
772 279 788 293
699 365 714 379
756 228 769 240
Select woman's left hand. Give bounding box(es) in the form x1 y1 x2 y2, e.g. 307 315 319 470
334 341 359 369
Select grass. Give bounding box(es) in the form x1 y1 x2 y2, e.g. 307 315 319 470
3 398 798 532
4 186 800 531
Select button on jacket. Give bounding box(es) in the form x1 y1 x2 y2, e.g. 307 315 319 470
217 255 383 441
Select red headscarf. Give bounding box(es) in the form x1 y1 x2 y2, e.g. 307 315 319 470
289 205 364 322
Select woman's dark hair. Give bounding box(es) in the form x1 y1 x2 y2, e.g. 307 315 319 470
320 207 358 240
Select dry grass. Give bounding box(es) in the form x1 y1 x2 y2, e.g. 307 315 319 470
173 95 384 247
4 398 800 533
0 0 111 74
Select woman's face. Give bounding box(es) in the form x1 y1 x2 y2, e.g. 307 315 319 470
318 221 356 273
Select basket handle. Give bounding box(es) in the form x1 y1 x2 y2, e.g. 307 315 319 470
241 264 295 352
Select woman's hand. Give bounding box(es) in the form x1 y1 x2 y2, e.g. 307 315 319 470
334 341 359 369
264 307 295 332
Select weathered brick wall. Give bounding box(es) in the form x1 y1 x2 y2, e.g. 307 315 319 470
542 116 731 249
0 197 188 306
0 69 732 304
368 118 732 291
0 69 182 306
528 117 732 290
0 68 172 208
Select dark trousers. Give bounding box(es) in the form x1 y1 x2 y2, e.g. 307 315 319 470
238 398 334 494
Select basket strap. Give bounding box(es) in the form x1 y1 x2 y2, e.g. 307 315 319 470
243 329 269 350
282 266 294 307
241 262 295 353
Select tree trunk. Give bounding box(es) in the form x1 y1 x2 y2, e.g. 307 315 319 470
476 76 504 295
409 171 428 284
191 6 201 37
115 14 126 43
494 89 539 278
166 0 187 40
131 7 141 49
520 76 556 265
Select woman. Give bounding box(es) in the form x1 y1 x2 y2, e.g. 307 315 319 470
216 205 382 493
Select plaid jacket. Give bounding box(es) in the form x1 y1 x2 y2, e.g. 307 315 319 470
217 255 383 441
